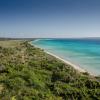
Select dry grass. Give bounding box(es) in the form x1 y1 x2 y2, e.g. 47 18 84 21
0 40 23 48
0 85 4 93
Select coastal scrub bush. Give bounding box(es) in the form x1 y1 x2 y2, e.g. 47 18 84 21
0 41 100 100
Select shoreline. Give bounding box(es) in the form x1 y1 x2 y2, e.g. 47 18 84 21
45 51 86 73
29 41 95 76
29 42 86 72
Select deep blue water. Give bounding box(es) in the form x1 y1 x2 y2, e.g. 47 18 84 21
32 39 100 75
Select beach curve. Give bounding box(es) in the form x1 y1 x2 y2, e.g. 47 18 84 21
29 41 88 74
45 51 86 73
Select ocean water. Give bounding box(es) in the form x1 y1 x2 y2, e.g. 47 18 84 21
32 39 100 75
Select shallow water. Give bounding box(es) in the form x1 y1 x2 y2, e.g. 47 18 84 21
32 38 100 75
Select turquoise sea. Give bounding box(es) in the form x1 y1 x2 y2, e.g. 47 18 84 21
32 38 100 75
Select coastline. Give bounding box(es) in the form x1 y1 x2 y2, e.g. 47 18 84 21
45 51 86 73
29 41 88 74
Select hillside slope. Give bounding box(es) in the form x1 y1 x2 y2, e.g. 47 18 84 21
0 40 100 100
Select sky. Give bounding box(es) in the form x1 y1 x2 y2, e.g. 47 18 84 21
0 0 100 38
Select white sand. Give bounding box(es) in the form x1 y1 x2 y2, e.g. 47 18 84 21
45 51 86 73
29 42 87 73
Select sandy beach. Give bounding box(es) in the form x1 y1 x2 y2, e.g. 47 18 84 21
29 42 87 73
45 51 86 73
45 50 96 76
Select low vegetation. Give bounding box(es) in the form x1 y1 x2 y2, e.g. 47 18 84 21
0 40 100 100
